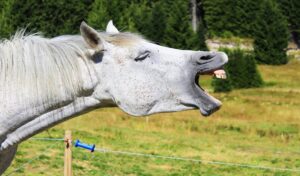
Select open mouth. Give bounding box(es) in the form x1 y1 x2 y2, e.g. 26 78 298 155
193 68 227 116
195 67 227 87
198 67 227 79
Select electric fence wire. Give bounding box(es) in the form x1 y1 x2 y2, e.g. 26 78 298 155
30 137 64 141
93 147 300 173
32 137 300 156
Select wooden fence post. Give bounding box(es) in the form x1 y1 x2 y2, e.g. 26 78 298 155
64 130 72 176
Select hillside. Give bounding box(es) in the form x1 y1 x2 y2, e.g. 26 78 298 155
4 59 300 176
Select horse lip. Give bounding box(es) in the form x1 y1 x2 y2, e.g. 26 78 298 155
199 101 222 116
200 66 224 75
193 73 222 116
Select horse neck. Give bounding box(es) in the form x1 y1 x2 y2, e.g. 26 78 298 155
0 35 96 134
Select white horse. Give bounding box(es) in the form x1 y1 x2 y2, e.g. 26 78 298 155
0 21 227 174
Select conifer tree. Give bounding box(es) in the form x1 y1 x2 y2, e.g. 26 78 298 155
87 0 111 30
88 0 137 31
253 0 289 65
196 21 208 50
212 48 263 92
0 0 14 38
277 0 300 48
162 0 196 49
187 20 208 51
147 2 166 43
211 72 232 93
11 0 93 37
203 0 261 37
88 0 205 50
124 1 151 33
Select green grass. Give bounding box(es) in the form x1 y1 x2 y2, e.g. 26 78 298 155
4 59 300 176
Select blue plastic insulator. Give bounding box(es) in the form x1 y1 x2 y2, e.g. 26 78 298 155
74 140 95 152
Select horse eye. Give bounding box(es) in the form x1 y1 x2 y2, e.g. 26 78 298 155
134 51 150 62
91 52 104 63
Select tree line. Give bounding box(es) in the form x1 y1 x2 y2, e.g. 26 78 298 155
0 0 298 92
1 0 296 61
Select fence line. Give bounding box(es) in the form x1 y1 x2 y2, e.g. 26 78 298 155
6 136 300 174
93 147 300 173
31 137 300 156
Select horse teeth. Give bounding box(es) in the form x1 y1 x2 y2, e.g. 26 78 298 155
214 70 227 79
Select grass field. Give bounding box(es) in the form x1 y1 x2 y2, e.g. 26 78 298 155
4 59 300 176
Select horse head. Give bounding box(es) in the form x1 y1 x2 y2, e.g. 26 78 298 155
81 21 228 116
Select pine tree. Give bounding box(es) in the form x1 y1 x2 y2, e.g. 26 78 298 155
91 0 156 32
253 0 289 65
243 54 264 88
162 0 196 49
88 0 205 50
212 48 263 92
147 2 166 43
203 0 261 37
277 0 300 48
10 0 93 37
211 73 232 93
187 20 208 51
87 0 111 30
228 50 263 88
0 0 14 38
124 1 152 33
196 21 208 50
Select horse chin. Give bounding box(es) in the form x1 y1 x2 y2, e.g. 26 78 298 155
193 85 222 116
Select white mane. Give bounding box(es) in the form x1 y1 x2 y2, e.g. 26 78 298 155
0 30 145 114
0 31 89 113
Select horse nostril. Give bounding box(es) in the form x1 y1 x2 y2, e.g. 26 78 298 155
200 55 213 60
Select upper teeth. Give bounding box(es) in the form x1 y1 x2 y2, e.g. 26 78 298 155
214 69 227 79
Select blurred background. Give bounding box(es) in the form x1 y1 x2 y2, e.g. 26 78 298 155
2 0 300 175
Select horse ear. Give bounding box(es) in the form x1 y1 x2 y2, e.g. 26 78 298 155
106 20 119 34
80 21 104 50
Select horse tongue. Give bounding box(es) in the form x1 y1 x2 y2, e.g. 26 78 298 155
214 69 227 79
